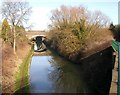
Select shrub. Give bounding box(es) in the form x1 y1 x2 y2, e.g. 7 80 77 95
48 30 81 62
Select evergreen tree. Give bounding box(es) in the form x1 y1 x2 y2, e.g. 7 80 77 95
1 18 11 42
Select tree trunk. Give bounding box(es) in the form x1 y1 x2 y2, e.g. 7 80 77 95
13 26 16 54
5 29 7 42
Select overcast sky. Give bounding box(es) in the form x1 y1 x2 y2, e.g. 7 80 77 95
0 0 119 30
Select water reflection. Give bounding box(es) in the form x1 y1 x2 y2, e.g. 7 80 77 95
29 55 88 93
48 56 87 93
14 48 112 94
30 56 54 93
29 47 112 94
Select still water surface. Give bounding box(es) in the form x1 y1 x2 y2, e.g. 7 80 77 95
30 55 87 93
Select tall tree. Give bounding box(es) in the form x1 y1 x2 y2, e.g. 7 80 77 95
2 1 32 54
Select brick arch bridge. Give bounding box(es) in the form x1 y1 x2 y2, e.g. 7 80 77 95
25 31 48 40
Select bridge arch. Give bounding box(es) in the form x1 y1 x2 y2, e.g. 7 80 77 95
25 31 48 40
29 35 46 40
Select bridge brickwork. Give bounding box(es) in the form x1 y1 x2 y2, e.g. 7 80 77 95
26 31 48 39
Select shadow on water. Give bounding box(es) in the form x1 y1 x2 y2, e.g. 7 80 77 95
47 56 86 93
46 47 113 94
14 44 114 94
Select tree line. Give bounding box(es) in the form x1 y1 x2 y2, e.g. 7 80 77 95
1 3 113 54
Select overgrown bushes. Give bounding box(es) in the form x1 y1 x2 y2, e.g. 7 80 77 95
45 27 113 63
46 30 81 62
45 5 113 63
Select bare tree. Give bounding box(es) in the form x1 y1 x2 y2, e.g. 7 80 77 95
49 5 111 40
50 5 87 30
85 10 111 38
2 1 32 54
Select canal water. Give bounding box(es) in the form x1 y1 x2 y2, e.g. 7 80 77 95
30 55 87 93
29 48 112 94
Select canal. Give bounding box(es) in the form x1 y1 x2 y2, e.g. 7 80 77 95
30 43 86 93
15 42 113 94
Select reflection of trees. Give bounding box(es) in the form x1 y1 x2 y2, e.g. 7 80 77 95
47 55 86 93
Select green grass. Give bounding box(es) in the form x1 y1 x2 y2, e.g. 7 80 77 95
14 45 34 93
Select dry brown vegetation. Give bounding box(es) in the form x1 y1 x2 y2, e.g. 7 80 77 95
2 40 31 93
45 5 114 63
45 28 113 63
47 30 81 61
83 28 113 51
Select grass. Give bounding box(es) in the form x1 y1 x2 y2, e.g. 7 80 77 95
14 45 34 93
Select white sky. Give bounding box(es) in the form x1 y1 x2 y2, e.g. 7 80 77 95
27 0 119 30
0 0 119 30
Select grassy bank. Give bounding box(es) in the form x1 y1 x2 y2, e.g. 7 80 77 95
14 45 34 93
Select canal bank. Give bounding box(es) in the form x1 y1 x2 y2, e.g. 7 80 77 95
2 41 32 93
14 45 34 93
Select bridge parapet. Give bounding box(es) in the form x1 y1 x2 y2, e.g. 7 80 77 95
25 31 48 40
